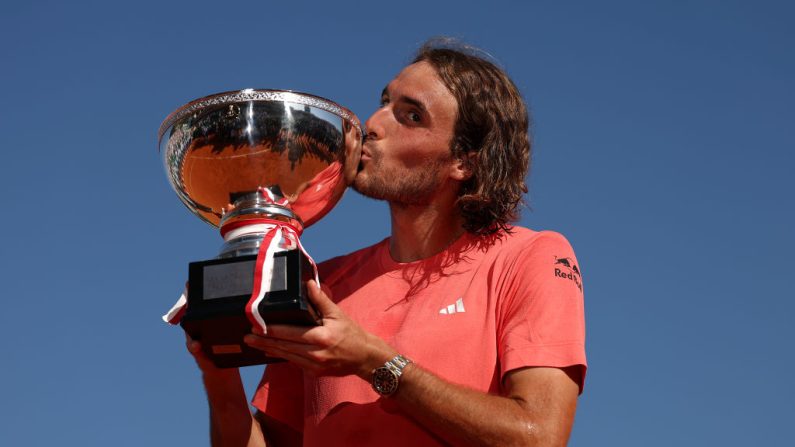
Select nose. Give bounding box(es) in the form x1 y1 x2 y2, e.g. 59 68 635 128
364 106 389 141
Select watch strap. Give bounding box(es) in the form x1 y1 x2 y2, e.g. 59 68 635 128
385 354 411 377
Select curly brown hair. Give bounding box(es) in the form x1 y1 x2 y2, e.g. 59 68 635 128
413 39 531 235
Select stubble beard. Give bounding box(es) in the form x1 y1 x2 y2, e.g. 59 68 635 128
352 149 451 206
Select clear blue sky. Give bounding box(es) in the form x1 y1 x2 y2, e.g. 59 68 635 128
1 1 792 445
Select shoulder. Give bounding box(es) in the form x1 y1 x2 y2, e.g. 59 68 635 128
482 227 583 291
488 227 578 262
317 237 388 284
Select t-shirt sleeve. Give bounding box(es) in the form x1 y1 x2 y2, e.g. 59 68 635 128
496 231 587 392
251 362 304 432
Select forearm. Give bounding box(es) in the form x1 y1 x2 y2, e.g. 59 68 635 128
203 370 266 447
390 364 576 446
398 373 519 445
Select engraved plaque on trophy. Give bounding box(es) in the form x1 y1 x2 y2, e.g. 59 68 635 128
159 89 362 368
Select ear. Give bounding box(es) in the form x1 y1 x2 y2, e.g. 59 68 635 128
450 151 475 182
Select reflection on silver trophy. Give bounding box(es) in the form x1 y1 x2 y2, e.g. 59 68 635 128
159 89 362 368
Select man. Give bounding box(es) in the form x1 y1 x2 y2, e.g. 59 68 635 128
188 40 587 446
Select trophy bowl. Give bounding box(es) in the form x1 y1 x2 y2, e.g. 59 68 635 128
159 88 362 231
160 89 362 368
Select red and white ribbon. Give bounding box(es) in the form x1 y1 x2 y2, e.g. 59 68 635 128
242 219 320 334
258 186 289 207
162 285 187 324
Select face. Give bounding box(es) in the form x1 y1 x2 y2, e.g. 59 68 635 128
353 61 461 205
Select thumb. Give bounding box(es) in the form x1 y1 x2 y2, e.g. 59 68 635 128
306 279 338 317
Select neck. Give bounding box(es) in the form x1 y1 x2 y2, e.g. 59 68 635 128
387 195 465 263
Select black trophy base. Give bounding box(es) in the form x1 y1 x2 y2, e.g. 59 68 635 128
181 249 320 368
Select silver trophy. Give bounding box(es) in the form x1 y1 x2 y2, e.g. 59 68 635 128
159 89 362 367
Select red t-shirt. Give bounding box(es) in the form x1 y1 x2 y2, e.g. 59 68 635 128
252 228 586 446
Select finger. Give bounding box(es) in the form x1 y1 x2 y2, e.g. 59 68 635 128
248 337 332 376
264 324 336 349
306 279 339 316
244 333 317 355
262 345 324 374
184 336 219 371
184 333 200 354
243 333 272 351
263 323 316 342
187 339 201 354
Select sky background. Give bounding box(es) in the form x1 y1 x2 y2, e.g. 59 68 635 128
1 0 793 445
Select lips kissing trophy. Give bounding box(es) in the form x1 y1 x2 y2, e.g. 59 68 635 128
160 89 362 368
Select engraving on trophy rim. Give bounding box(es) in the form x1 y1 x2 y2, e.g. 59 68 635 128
158 89 362 141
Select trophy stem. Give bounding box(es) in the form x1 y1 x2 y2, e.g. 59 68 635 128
217 190 304 258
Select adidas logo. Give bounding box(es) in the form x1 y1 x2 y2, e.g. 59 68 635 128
439 297 466 315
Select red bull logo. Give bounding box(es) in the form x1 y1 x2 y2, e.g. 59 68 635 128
554 257 582 292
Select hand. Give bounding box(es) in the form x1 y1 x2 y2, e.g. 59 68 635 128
185 333 240 379
243 280 396 378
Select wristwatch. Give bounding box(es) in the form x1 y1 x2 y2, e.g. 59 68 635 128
371 354 412 396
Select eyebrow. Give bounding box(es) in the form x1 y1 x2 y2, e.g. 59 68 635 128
381 85 428 114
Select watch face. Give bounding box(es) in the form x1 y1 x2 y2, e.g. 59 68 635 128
373 367 399 396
